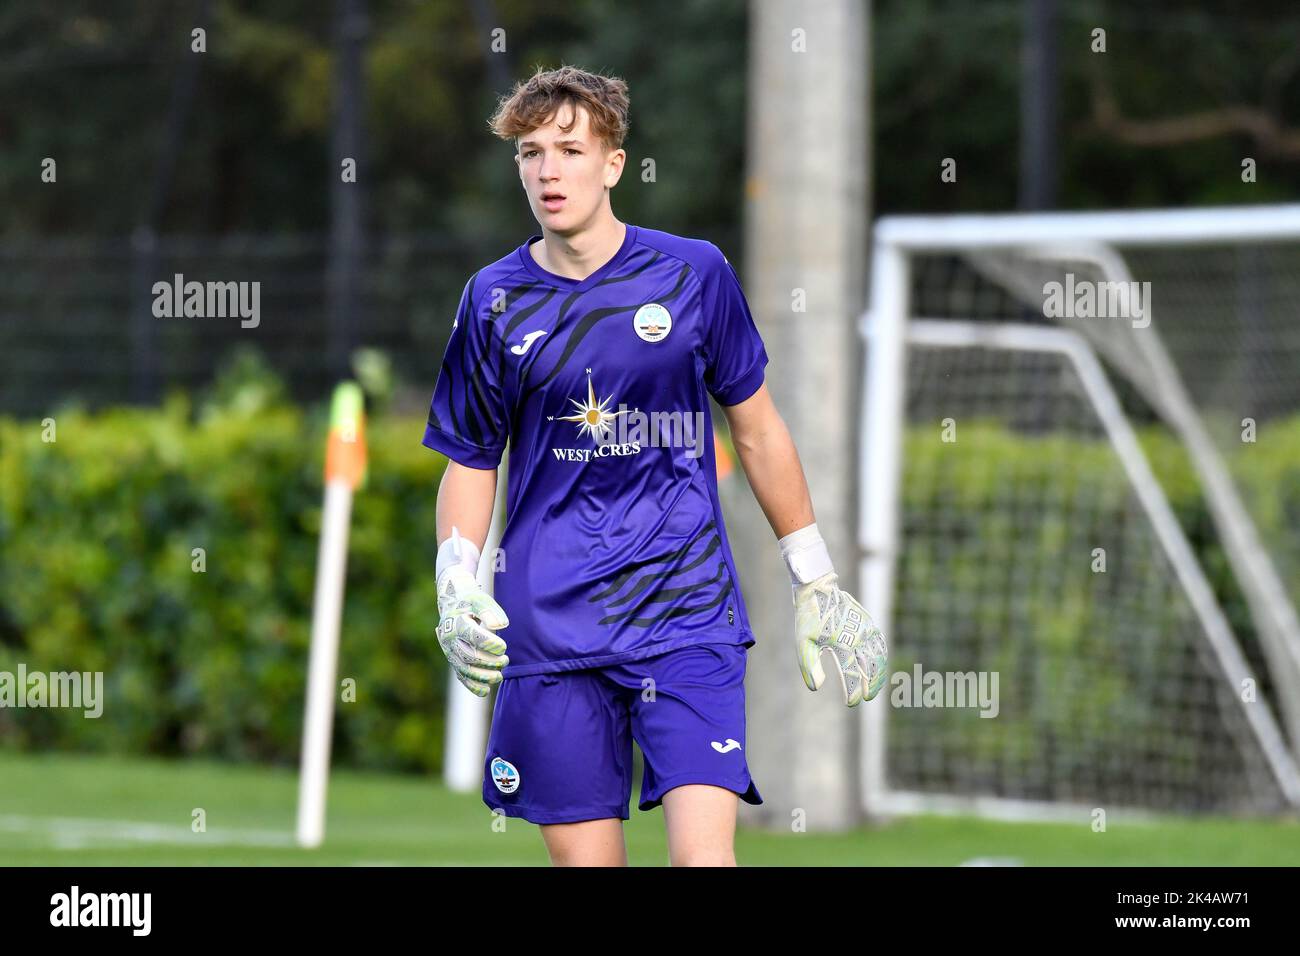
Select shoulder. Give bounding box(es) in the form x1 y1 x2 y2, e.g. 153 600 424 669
460 242 532 315
632 225 731 284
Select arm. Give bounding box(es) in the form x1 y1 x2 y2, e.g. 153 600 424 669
432 459 510 697
719 382 814 540
721 382 888 707
423 275 512 696
436 460 498 551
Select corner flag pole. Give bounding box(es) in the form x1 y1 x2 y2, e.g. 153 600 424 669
296 382 367 848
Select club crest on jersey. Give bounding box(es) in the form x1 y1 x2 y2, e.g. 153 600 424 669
490 756 520 794
633 303 672 342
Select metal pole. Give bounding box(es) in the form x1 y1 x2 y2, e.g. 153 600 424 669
328 0 368 382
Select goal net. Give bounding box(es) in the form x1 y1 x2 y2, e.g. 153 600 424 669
859 207 1300 819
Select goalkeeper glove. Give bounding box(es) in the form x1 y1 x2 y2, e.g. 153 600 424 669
435 532 509 697
780 523 889 707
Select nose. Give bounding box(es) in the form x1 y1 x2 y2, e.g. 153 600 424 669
536 149 560 183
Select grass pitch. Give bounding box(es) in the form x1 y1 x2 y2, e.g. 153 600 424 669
1 751 1297 865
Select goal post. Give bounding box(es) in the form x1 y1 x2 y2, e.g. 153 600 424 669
859 205 1300 820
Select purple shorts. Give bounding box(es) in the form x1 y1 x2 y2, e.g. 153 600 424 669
482 642 763 824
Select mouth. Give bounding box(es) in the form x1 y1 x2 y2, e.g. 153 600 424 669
540 192 566 212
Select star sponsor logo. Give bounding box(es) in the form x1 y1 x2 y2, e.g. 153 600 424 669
546 369 708 462
556 370 629 441
547 369 644 462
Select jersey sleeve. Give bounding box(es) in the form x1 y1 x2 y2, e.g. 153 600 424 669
422 275 509 469
701 245 769 406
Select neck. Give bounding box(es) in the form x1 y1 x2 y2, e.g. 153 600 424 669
533 214 626 282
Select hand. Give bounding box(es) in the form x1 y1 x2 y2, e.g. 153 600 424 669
792 572 888 707
436 564 510 697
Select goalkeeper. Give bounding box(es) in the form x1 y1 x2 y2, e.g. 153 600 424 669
424 65 887 867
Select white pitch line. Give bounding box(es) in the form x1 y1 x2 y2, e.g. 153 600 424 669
0 814 294 848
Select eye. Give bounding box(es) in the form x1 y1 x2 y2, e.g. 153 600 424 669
523 149 538 158
564 148 580 156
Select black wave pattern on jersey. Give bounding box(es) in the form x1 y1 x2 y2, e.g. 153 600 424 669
427 271 491 446
493 281 556 436
428 272 550 448
588 522 736 628
518 252 688 405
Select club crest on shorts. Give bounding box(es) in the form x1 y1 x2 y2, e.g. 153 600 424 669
633 303 672 342
490 756 520 794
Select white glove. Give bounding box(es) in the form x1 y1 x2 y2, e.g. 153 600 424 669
780 524 889 707
435 533 509 697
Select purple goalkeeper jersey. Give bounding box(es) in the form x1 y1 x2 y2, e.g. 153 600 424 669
422 224 768 676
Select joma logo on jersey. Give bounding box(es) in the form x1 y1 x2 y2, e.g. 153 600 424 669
547 369 707 461
510 329 547 354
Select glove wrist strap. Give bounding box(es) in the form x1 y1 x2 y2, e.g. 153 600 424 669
436 530 482 584
779 522 835 586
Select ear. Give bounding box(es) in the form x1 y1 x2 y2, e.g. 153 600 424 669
604 148 626 189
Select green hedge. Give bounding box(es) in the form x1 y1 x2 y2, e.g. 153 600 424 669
0 368 449 773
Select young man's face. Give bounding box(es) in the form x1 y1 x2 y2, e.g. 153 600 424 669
515 102 625 236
